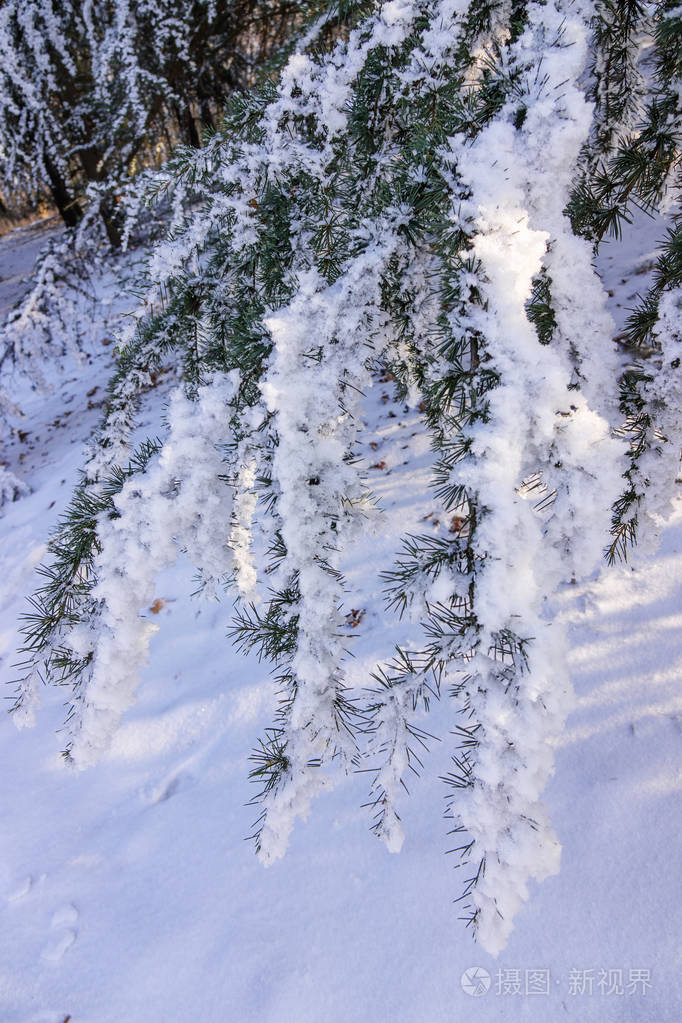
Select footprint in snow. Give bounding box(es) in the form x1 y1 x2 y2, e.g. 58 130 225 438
7 875 33 902
41 904 79 963
51 904 79 928
41 930 77 963
147 768 195 804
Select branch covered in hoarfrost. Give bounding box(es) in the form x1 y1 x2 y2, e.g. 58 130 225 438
65 374 238 766
14 374 238 763
12 0 681 956
367 0 627 954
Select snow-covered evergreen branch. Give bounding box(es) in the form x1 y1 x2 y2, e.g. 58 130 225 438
11 0 682 956
367 0 628 953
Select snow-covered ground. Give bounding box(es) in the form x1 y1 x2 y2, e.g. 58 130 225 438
0 212 679 1022
0 217 62 321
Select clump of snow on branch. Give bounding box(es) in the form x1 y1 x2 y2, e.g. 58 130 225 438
443 0 626 956
367 0 628 955
254 247 393 862
629 286 682 550
65 374 237 767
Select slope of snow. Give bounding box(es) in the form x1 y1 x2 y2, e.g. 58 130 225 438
0 216 62 320
0 211 680 1022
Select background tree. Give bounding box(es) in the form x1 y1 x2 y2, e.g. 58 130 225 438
0 0 318 242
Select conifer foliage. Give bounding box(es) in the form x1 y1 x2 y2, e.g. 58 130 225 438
11 0 681 953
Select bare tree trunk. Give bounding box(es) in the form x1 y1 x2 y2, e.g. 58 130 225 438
77 146 122 248
43 149 82 228
174 102 202 148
